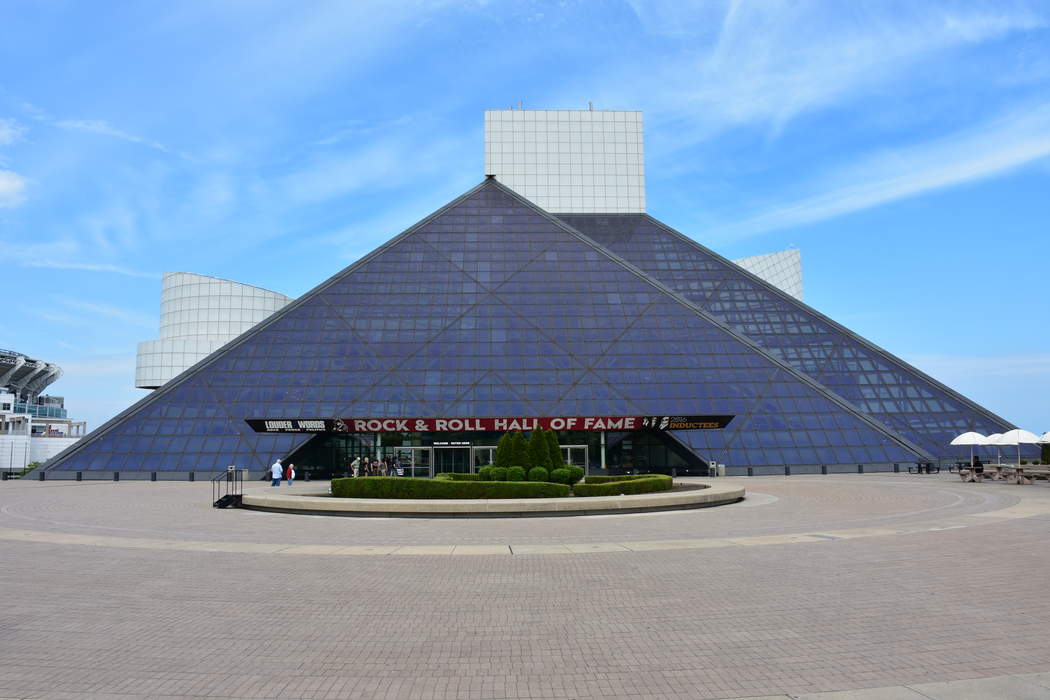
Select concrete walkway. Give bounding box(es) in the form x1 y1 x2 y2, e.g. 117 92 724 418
723 671 1050 698
2 473 1049 699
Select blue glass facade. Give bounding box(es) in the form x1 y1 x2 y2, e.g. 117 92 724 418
42 179 983 477
557 214 1017 459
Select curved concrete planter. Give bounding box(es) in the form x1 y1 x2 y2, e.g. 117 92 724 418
240 482 745 518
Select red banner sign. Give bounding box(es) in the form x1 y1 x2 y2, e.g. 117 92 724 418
245 415 733 434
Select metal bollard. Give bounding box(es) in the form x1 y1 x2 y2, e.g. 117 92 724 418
784 466 791 476
747 467 753 477
821 464 827 475
76 471 82 481
39 471 45 481
113 471 120 482
151 471 157 482
893 463 899 473
858 464 864 474
188 472 195 482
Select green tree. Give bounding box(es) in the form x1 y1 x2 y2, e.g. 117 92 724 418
508 431 529 467
493 432 513 468
526 430 552 469
544 429 564 469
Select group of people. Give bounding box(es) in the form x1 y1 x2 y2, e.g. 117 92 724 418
348 456 405 478
269 458 295 486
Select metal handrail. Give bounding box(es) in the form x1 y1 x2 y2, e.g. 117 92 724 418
211 466 243 507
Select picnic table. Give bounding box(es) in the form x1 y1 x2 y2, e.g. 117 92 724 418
958 463 1049 484
1011 466 1050 485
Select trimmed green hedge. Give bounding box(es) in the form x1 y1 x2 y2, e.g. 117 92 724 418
583 474 664 484
527 466 549 482
331 477 570 499
572 474 673 497
507 466 527 482
434 472 483 481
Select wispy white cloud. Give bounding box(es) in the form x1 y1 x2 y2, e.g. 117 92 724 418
281 134 471 205
0 169 27 207
711 102 1050 238
3 240 157 278
626 1 1049 147
22 260 158 278
55 119 191 160
50 296 156 329
0 118 25 145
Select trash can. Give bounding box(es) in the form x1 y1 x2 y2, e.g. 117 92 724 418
717 463 726 477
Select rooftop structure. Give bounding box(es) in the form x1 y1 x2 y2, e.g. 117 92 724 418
733 248 803 301
135 272 291 389
485 109 645 213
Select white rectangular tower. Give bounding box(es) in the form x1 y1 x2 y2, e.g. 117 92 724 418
484 109 645 213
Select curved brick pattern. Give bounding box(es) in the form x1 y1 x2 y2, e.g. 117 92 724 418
1 474 1050 699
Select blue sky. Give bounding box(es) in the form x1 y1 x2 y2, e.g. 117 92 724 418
2 0 1049 433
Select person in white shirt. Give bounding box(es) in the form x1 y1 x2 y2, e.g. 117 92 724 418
270 459 283 487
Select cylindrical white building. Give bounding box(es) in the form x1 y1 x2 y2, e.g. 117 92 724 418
135 272 291 389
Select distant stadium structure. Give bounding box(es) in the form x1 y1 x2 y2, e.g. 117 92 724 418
1 348 63 403
1 350 85 474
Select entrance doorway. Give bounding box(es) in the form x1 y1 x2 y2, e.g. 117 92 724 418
433 446 472 474
473 446 496 469
563 445 588 468
384 447 430 478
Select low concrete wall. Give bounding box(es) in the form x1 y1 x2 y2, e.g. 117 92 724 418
241 482 745 517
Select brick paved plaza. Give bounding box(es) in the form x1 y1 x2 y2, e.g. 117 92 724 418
2 474 1050 699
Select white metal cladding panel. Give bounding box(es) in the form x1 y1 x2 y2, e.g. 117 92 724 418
159 272 290 340
485 109 645 214
137 273 292 389
732 249 804 301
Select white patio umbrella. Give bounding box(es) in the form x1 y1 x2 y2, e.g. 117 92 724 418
949 431 986 467
993 429 1041 467
985 433 1003 466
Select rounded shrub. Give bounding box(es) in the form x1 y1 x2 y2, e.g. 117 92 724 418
527 466 549 482
566 465 584 484
549 467 572 484
478 465 495 481
491 466 509 481
507 466 527 482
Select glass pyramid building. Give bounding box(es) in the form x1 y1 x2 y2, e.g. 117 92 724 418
38 177 1016 479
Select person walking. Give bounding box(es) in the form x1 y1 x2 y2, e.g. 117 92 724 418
270 458 283 487
284 462 295 486
351 457 361 478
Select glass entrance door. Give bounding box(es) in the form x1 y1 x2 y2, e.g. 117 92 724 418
383 447 429 478
473 446 496 469
433 447 472 475
563 446 588 468
406 448 430 478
